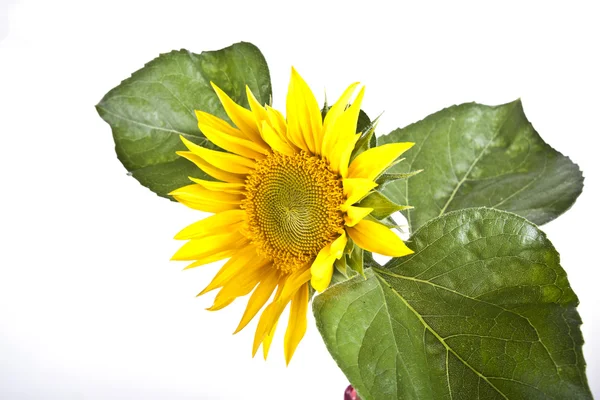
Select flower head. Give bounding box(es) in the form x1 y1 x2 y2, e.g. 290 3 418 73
171 68 414 363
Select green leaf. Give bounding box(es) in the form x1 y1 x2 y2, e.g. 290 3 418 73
96 42 271 198
356 109 372 136
379 100 583 232
313 208 591 400
375 169 423 189
334 256 348 277
358 191 411 219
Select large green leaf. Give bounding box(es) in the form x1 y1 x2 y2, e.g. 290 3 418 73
379 100 583 232
314 208 591 400
96 42 271 197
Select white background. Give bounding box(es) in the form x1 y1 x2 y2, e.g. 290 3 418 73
1 0 599 399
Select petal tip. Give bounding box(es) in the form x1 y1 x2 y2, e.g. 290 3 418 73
252 343 260 358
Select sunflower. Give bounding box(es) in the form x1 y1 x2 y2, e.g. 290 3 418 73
170 68 414 364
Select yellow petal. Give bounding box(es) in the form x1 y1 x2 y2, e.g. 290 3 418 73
177 151 246 183
265 106 300 153
344 206 373 227
279 267 312 301
171 194 240 213
252 268 311 356
322 86 365 161
196 111 268 160
174 209 246 240
169 184 244 204
329 232 348 259
208 260 271 311
187 177 245 194
261 319 279 360
256 281 286 359
310 255 336 292
321 82 360 155
181 136 255 175
234 271 280 334
284 282 309 365
261 121 297 156
265 106 288 137
331 133 361 178
346 219 414 257
198 246 260 295
182 250 235 270
310 233 346 292
246 85 269 126
192 109 247 139
342 178 378 210
286 67 322 153
171 231 246 261
253 301 285 358
211 82 267 146
348 142 415 181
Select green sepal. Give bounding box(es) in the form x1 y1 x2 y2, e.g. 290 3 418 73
362 250 379 268
369 130 377 149
358 191 412 219
334 256 348 277
320 103 331 120
376 169 423 189
351 112 380 158
356 109 372 137
343 236 355 255
347 245 366 278
376 216 405 231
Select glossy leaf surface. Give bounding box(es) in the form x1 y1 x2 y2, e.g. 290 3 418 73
97 42 271 197
379 100 583 231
